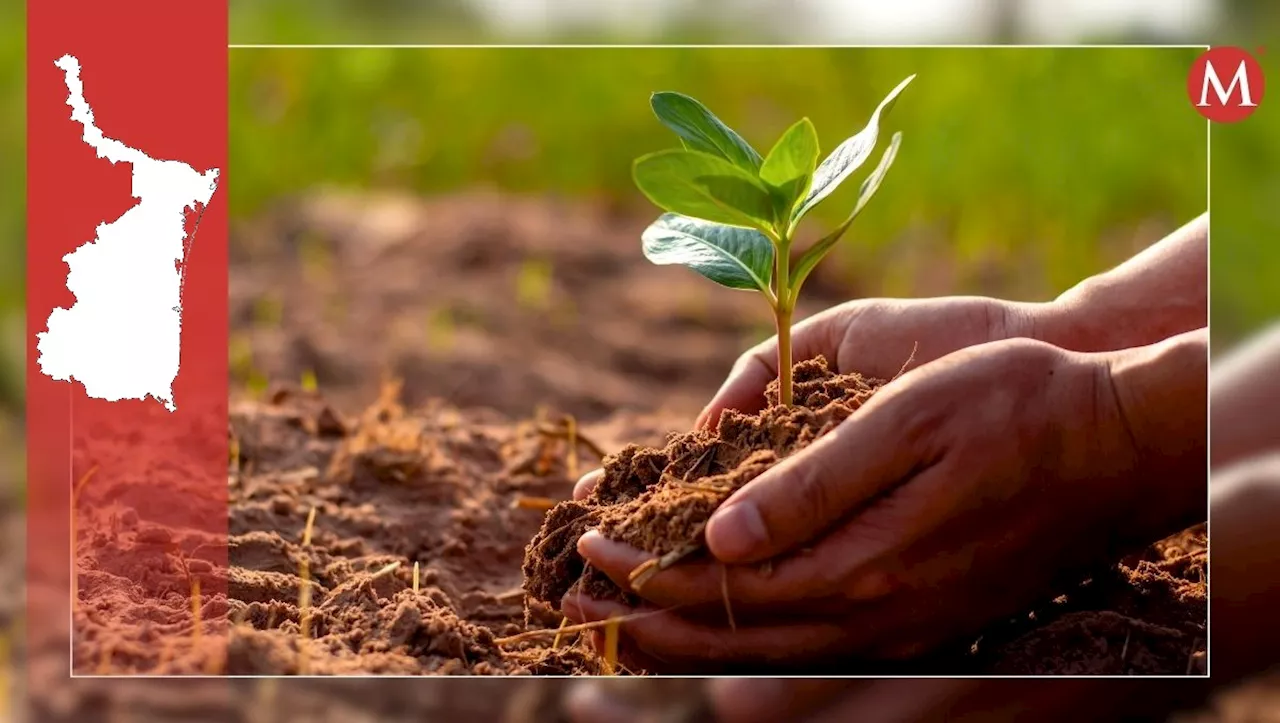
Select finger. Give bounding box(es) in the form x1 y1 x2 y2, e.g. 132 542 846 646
576 529 898 610
705 385 937 563
709 679 856 723
564 597 851 666
574 468 605 500
565 681 647 723
799 679 971 723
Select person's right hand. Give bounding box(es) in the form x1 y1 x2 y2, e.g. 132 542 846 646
565 677 1210 723
575 294 1048 499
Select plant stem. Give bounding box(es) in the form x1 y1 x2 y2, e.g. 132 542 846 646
774 241 793 407
776 304 793 407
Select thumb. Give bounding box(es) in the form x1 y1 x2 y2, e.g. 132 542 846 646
705 387 924 564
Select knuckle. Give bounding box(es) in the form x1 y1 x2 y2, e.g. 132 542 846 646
783 454 842 532
737 343 773 376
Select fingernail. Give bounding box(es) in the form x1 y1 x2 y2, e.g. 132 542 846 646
565 680 603 708
574 469 604 500
577 528 603 557
561 594 586 623
706 502 767 561
565 682 622 721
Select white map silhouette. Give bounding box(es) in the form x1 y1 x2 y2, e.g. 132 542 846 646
36 55 220 412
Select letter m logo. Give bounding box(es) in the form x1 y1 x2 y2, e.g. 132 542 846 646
1189 47 1265 123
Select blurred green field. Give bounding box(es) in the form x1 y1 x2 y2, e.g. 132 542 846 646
1210 93 1279 343
232 47 1206 304
0 6 1275 426
0 1 25 417
0 0 25 492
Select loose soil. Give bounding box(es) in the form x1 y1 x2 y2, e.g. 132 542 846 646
524 356 883 610
71 365 1206 678
28 192 1234 720
524 356 1208 675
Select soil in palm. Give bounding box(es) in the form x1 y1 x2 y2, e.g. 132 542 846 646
522 356 1207 676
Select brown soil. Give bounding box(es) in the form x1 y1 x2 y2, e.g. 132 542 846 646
218 383 613 675
524 356 882 609
66 357 1207 680
524 355 1207 675
29 193 1229 719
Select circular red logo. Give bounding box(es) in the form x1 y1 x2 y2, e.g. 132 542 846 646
1188 47 1265 123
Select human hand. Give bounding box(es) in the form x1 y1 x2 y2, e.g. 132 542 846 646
575 294 1046 499
565 334 1203 668
564 677 1209 723
1210 452 1280 682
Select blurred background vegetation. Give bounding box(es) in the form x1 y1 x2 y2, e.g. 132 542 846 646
229 46 1205 305
1 0 25 490
0 0 1275 481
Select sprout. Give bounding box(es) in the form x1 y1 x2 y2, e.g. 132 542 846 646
632 75 913 405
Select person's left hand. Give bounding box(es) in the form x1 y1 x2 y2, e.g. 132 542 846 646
561 337 1201 669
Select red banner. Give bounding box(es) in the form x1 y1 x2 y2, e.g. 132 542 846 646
27 0 228 677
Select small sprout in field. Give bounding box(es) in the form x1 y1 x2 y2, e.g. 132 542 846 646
247 370 269 399
302 506 317 547
633 75 914 405
191 577 203 647
229 334 255 379
252 295 283 326
601 616 621 675
370 560 401 581
298 506 317 673
515 257 554 311
300 369 318 393
71 464 99 607
563 414 579 479
413 561 420 594
513 496 558 511
298 231 333 284
552 617 570 649
425 307 456 353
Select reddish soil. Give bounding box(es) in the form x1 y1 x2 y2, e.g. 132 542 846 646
525 356 1207 676
24 192 1238 720
525 357 884 609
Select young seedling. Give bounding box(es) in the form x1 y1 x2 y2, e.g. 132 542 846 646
632 75 914 406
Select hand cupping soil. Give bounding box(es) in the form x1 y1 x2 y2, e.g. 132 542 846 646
523 356 883 608
522 356 1207 675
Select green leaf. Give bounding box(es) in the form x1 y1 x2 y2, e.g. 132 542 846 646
641 213 775 293
650 92 763 172
759 117 820 223
792 74 914 222
789 132 903 293
633 149 778 231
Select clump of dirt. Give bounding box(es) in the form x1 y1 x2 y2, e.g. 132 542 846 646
523 356 882 608
987 527 1208 675
73 378 681 677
